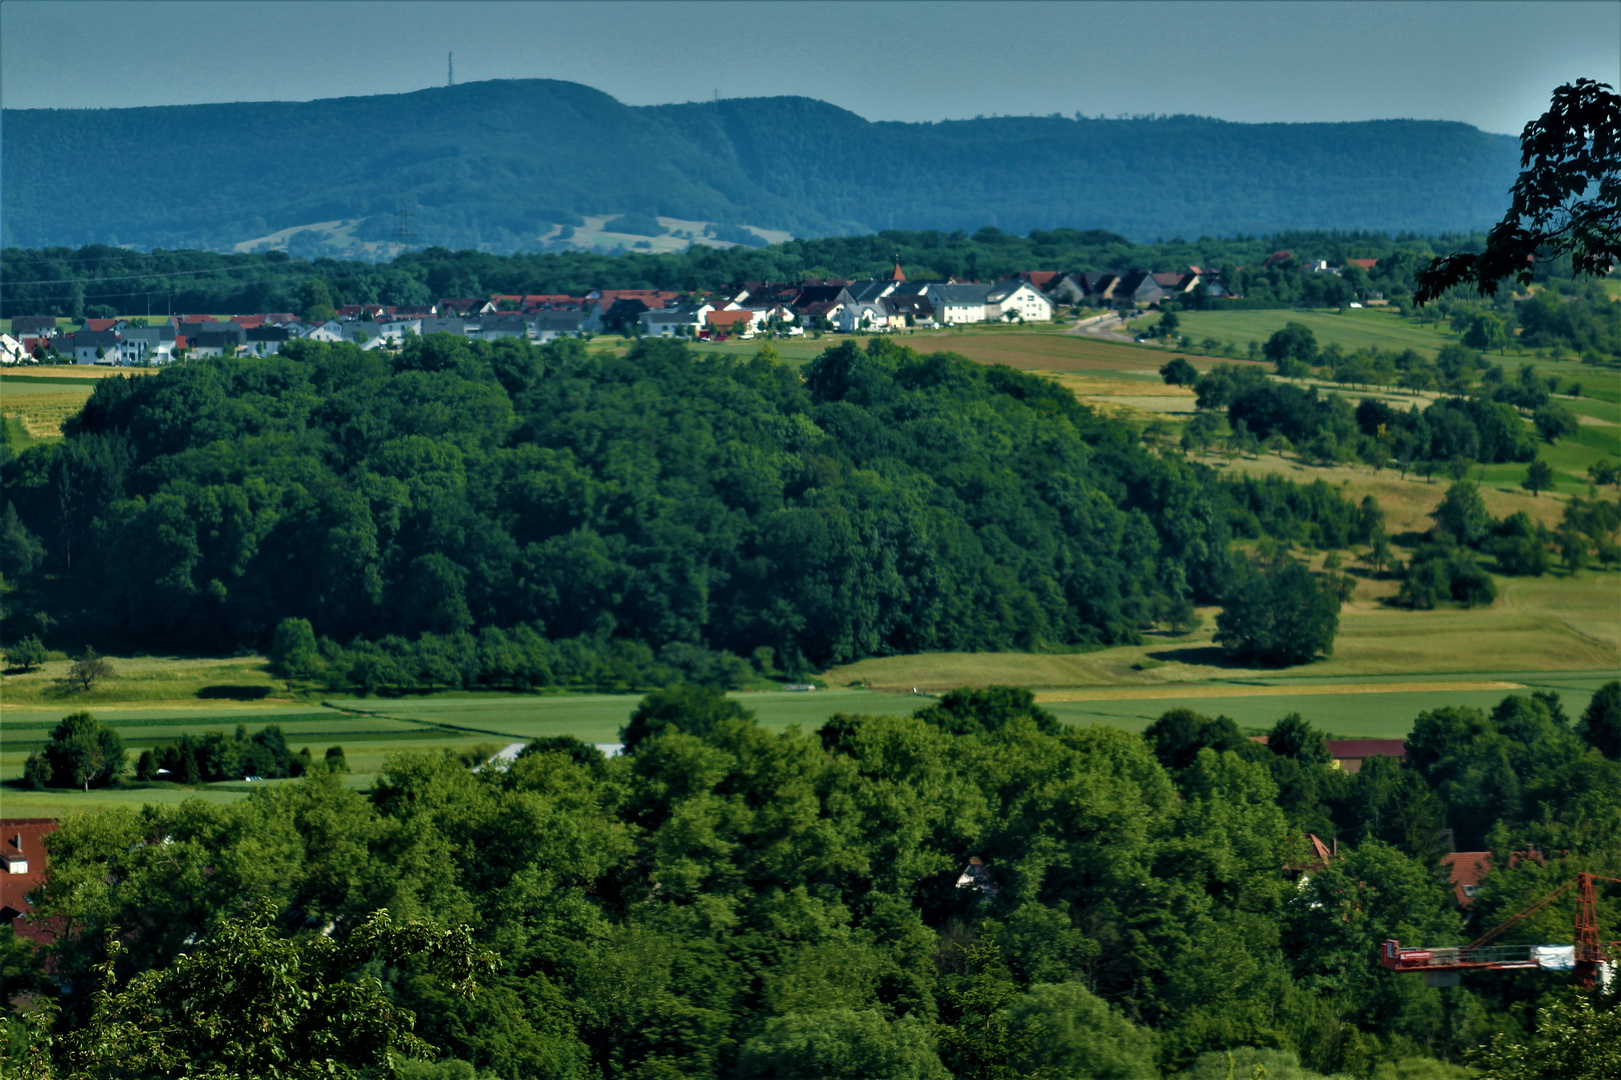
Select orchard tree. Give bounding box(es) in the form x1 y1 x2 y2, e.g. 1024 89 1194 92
1522 458 1556 497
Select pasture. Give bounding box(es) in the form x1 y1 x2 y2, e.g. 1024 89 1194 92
1126 307 1462 360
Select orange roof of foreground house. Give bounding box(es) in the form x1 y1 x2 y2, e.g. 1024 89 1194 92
1 819 60 945
1347 258 1379 270
1443 851 1491 907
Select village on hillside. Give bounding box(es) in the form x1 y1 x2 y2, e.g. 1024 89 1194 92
0 258 1356 366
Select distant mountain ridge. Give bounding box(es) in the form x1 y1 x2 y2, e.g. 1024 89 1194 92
2 78 1520 253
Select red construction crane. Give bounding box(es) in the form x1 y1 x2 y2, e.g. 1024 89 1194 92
1381 872 1621 988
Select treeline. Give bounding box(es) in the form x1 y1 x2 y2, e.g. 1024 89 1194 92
9 683 1621 1079
1 334 1369 669
270 617 767 694
1180 345 1579 473
1 229 1482 321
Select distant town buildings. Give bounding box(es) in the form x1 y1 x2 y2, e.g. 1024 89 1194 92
3 261 1247 365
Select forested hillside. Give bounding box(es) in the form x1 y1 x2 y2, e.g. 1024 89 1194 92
9 684 1621 1078
0 335 1372 673
1 78 1519 251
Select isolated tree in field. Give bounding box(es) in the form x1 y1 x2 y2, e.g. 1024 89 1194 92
41 710 124 790
65 646 115 693
1159 356 1198 385
1588 458 1619 488
5 634 49 673
1416 79 1620 303
1214 560 1341 666
269 616 323 680
15 899 496 1080
1433 481 1491 543
1522 458 1555 496
1534 404 1580 443
1358 533 1393 577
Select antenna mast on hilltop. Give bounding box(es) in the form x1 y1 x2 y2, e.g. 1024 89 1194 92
393 194 416 251
448 52 455 87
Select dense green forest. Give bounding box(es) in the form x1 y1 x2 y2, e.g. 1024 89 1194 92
1 78 1519 251
0 335 1372 672
7 684 1621 1079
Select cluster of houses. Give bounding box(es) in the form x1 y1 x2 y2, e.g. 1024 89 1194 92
1 262 1234 366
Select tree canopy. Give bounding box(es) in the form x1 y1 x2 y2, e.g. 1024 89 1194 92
2 335 1369 675
1416 80 1621 303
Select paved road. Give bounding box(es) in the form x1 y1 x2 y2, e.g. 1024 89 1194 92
1066 312 1132 342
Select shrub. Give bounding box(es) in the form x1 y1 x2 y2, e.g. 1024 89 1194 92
4 634 48 673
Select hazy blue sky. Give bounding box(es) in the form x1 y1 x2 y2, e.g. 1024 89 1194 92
3 1 1616 133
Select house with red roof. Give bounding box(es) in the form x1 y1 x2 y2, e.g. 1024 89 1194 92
1443 851 1491 907
1347 258 1379 271
1326 739 1407 774
1016 271 1058 288
1 819 59 945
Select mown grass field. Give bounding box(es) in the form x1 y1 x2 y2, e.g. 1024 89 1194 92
1127 307 1461 360
1 365 153 439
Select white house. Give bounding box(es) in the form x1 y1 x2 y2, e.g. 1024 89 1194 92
985 280 1054 322
835 302 889 333
0 334 28 364
304 320 346 343
925 283 991 325
121 324 178 363
370 319 422 348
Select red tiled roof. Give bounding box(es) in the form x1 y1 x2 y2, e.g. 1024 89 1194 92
82 318 121 332
181 314 218 323
1019 271 1059 288
1327 739 1407 760
1262 251 1294 268
1443 851 1490 907
1347 258 1379 270
1 819 59 945
233 315 267 329
706 309 755 327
